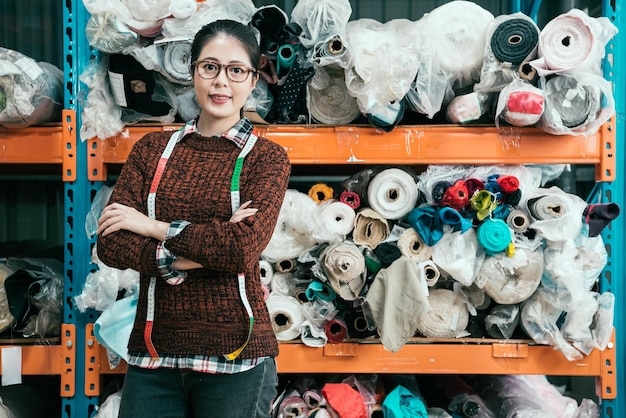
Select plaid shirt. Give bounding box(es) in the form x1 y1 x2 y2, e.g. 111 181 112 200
133 117 266 374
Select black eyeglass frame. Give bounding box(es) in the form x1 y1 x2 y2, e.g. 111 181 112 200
191 59 258 83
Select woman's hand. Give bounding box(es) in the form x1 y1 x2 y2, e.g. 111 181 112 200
97 202 168 240
229 200 258 223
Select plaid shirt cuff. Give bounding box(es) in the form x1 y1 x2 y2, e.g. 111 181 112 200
156 220 190 285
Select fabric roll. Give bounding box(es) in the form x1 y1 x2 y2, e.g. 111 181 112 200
366 257 432 352
162 40 193 85
382 384 428 418
319 242 366 301
324 317 349 343
345 309 376 339
292 286 310 304
259 259 274 287
352 208 390 250
480 248 544 304
311 35 349 67
476 218 512 256
518 61 538 81
308 65 360 125
270 272 296 296
396 228 432 263
276 44 297 77
543 75 598 128
307 183 335 204
0 48 64 129
305 280 336 302
533 8 616 74
266 294 305 341
339 190 361 209
419 260 440 287
526 194 566 220
374 242 402 268
274 55 316 123
445 91 491 124
506 209 531 232
497 81 545 127
314 199 356 243
0 264 15 333
275 258 297 273
300 320 328 348
470 190 498 221
489 17 539 65
583 203 621 237
94 295 137 361
431 228 482 287
365 167 418 220
417 288 469 338
279 392 310 418
441 180 469 211
85 12 138 54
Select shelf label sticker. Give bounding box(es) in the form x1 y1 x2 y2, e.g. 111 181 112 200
1 346 22 386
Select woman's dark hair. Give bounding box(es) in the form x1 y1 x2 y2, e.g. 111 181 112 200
190 19 261 74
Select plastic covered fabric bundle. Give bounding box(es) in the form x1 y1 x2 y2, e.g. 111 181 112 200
522 186 588 241
343 18 420 116
0 47 63 129
262 190 319 263
162 0 255 39
474 12 540 93
159 39 193 85
530 8 617 76
307 66 360 125
85 12 139 54
431 228 484 287
495 80 544 127
312 199 356 244
83 0 167 38
477 248 543 304
290 0 352 50
539 72 614 136
415 0 494 92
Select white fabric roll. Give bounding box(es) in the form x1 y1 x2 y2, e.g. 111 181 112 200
270 272 296 296
162 40 193 85
265 294 305 341
259 259 274 287
299 319 328 347
531 8 617 76
419 260 440 287
366 168 419 220
313 199 356 244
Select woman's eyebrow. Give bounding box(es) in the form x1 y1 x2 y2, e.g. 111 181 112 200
197 56 247 65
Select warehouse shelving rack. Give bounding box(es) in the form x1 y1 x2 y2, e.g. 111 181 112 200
0 0 620 416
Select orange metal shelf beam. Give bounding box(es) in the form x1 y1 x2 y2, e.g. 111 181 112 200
85 324 615 400
0 110 77 181
0 324 75 397
87 121 615 182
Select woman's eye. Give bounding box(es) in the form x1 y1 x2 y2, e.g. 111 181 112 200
204 63 218 71
229 66 245 74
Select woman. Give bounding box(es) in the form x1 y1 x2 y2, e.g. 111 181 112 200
96 20 291 418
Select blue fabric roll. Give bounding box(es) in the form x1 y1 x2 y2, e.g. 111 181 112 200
407 206 444 246
477 218 511 255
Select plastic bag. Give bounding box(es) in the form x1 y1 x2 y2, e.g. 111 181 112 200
290 0 352 49
431 228 485 287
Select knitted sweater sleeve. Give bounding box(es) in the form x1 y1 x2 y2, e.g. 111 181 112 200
96 134 162 276
164 139 291 273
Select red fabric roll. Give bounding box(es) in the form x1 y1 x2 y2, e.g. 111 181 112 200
324 318 348 343
441 180 469 211
340 190 361 209
496 175 520 193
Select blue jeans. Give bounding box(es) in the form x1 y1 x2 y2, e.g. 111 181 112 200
118 358 278 418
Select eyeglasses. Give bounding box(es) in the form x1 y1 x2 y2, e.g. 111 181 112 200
192 59 257 83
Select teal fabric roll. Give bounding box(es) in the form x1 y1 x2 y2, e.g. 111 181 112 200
477 218 511 255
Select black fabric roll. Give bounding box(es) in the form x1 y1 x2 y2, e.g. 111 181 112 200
490 18 539 65
584 203 621 237
373 242 402 268
545 75 598 128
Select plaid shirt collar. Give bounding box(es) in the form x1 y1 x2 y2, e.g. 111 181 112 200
179 117 256 149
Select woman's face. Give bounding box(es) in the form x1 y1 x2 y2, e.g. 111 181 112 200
193 34 257 130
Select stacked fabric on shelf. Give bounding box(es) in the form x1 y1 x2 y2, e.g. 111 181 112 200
0 47 63 129
78 1 617 137
257 163 618 360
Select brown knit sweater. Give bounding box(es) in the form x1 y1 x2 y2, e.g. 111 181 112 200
96 129 291 359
